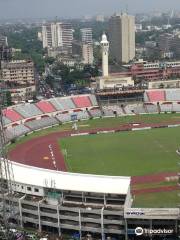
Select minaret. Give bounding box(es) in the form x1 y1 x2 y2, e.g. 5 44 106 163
101 33 109 77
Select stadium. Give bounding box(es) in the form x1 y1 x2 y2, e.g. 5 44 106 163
2 89 180 240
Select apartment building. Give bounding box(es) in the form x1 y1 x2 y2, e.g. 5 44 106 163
81 28 94 65
108 13 135 63
1 60 36 103
42 22 73 53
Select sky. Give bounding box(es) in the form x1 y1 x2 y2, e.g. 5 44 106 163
0 0 179 19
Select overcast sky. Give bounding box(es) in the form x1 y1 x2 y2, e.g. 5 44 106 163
0 0 179 19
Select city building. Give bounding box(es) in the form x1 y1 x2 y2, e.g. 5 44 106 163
42 22 73 53
96 34 134 90
96 14 105 22
81 28 94 65
0 35 12 61
108 13 135 63
0 60 36 103
82 44 94 65
81 28 93 44
0 35 8 46
158 33 174 58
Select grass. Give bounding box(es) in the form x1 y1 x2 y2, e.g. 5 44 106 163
7 113 180 152
8 113 180 208
133 190 180 208
60 127 180 176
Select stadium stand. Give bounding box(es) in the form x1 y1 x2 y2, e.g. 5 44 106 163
102 106 124 116
14 104 43 118
144 103 158 113
124 105 135 115
76 111 89 120
160 102 173 112
102 107 115 117
56 113 72 123
144 92 149 102
147 90 165 102
89 94 98 106
89 108 102 118
72 96 92 108
3 109 22 122
5 124 30 139
36 101 56 113
166 89 180 101
172 102 180 112
133 104 147 114
2 116 12 125
49 98 64 111
25 117 59 131
59 98 76 110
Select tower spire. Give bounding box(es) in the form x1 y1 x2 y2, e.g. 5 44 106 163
100 33 109 77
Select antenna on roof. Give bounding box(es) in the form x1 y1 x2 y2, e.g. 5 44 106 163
126 4 129 14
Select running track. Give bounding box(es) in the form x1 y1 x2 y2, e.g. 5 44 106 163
8 122 180 194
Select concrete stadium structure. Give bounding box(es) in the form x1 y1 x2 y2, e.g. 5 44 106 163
2 93 180 239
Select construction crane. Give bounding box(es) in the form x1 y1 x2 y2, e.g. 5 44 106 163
0 78 16 240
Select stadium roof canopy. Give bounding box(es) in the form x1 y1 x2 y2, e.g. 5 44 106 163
10 161 131 195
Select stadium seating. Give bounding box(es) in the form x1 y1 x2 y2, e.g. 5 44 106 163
14 104 43 118
144 103 158 113
5 124 30 139
160 103 173 112
172 102 180 112
124 105 135 115
102 107 115 117
166 89 180 101
146 90 165 102
102 106 124 116
76 111 89 120
36 101 56 113
56 113 72 123
89 95 98 106
3 109 22 122
133 104 147 114
144 92 149 102
25 117 59 131
89 109 102 118
72 96 92 108
59 98 76 109
2 116 12 125
49 98 64 111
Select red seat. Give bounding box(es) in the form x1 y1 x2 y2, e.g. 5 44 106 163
72 96 92 108
147 90 165 102
3 109 22 122
36 101 56 113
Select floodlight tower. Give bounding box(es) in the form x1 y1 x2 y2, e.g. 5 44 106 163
0 79 16 240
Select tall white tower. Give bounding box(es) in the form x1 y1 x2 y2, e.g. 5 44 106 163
101 33 109 77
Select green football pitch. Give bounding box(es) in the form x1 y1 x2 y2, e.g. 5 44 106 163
59 127 180 176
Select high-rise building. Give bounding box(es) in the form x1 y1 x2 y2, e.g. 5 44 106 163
81 28 93 44
1 60 36 103
82 44 94 65
0 35 8 46
0 35 12 61
81 28 94 64
42 22 73 53
108 13 135 63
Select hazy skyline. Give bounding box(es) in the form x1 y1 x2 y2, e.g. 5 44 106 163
0 0 179 19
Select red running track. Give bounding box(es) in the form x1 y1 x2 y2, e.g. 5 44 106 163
8 122 179 188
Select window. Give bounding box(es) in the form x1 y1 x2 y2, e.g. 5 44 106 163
34 188 39 193
27 187 32 191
